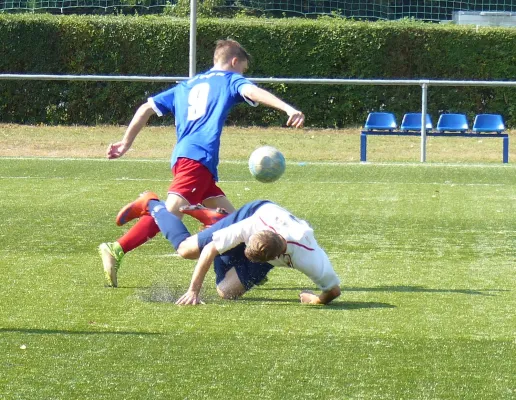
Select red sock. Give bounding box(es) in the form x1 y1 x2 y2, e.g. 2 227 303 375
118 215 160 253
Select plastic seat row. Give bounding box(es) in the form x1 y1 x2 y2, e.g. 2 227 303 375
364 112 505 133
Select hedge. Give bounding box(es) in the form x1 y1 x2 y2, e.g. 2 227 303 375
1 14 516 127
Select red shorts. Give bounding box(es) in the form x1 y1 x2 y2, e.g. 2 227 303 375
168 157 225 205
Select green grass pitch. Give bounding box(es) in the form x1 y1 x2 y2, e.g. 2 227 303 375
0 157 515 399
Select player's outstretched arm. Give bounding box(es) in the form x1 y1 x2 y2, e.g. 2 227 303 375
299 285 341 305
241 86 305 128
176 242 220 306
106 102 156 159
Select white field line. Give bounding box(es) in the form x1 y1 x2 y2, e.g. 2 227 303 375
0 175 510 187
0 155 514 169
0 157 513 187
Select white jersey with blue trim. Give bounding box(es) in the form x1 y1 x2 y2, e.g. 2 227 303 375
211 203 340 291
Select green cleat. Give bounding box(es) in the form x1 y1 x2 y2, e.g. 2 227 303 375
98 242 124 288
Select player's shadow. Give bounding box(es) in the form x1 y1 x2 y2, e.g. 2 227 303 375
239 297 300 304
260 285 505 296
0 328 160 336
343 285 506 296
316 301 396 310
240 296 396 310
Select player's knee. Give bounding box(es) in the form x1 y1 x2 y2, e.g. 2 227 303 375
176 240 199 260
216 269 247 299
165 194 187 218
217 285 244 300
165 204 183 219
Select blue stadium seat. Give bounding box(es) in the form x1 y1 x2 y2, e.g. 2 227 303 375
436 114 469 133
364 112 397 131
472 114 505 133
400 113 433 131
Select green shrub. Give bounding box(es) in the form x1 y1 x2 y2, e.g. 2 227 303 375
1 14 516 127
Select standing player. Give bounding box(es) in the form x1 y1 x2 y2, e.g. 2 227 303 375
115 192 342 305
99 39 305 287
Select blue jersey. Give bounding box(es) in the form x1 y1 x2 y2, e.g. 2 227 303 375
149 69 257 181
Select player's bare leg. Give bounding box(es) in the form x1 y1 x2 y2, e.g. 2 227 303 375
203 196 236 214
216 267 247 299
165 192 190 219
176 236 202 260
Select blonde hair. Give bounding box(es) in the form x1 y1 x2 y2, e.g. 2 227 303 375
245 231 285 263
213 39 251 66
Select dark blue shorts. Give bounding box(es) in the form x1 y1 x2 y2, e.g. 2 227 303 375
197 199 271 250
213 243 274 290
196 199 273 290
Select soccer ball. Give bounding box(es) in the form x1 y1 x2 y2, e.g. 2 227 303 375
248 145 286 183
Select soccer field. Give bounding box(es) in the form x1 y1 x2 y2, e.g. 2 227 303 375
0 155 515 399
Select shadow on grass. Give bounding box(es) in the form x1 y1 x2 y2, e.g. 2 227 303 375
140 292 397 311
316 301 396 310
137 284 503 307
239 297 396 310
343 285 506 296
259 285 505 296
239 297 299 304
0 328 160 335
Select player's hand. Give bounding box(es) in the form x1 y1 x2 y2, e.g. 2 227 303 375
299 290 321 305
176 290 205 306
286 109 305 129
106 141 129 159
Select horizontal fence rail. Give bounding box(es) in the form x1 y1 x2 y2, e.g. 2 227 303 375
3 74 516 87
1 74 514 162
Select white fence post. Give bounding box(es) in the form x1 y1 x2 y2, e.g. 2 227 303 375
420 81 429 163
